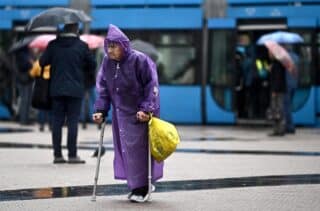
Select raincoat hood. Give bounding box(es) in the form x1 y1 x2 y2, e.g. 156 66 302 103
104 24 131 60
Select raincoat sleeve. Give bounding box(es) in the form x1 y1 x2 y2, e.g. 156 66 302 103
137 56 160 114
94 56 111 116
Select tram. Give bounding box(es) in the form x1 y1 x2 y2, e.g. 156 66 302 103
206 0 320 126
0 0 319 126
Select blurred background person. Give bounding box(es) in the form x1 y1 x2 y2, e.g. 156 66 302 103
14 46 35 125
40 23 96 164
267 49 287 136
29 53 51 132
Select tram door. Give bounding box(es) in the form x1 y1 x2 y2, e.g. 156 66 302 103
234 20 288 123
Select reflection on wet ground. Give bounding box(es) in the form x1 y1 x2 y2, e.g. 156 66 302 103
0 174 319 202
0 127 33 133
79 136 258 144
1 142 320 157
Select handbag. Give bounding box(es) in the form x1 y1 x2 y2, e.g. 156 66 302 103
148 116 180 162
31 67 51 110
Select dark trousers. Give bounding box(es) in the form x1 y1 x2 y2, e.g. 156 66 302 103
18 83 33 124
51 96 82 158
271 93 286 134
283 88 295 132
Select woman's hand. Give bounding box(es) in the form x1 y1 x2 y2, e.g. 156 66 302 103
136 111 150 122
92 112 104 124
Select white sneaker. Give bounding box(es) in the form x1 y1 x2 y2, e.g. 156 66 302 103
128 185 155 202
130 194 149 203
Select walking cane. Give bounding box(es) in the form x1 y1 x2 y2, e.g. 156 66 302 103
91 121 106 202
145 126 152 201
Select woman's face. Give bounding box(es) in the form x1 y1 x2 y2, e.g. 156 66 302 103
107 42 123 61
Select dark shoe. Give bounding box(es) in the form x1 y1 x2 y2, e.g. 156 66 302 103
53 157 66 164
268 132 285 137
92 146 106 157
68 156 86 164
286 129 296 134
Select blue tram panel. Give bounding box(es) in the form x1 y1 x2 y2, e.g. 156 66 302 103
91 8 202 29
91 0 202 5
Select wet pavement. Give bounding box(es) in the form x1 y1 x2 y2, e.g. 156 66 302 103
0 121 320 210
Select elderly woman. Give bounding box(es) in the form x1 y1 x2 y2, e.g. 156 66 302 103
92 24 163 203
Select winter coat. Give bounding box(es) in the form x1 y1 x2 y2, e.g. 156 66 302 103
39 34 96 98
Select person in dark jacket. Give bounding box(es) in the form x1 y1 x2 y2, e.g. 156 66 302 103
15 46 34 124
40 23 96 164
268 51 287 136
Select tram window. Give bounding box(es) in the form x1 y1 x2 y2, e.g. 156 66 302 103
157 46 195 85
125 31 199 85
208 30 235 111
317 33 320 85
289 30 313 86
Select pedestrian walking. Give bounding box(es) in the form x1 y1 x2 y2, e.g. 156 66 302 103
40 23 96 164
267 50 287 136
92 24 163 202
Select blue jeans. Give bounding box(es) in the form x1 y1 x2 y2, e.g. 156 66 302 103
283 88 295 132
51 96 82 158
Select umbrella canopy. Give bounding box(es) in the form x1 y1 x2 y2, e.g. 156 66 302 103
80 34 104 49
29 34 103 50
28 34 56 51
25 7 91 32
9 36 36 53
257 31 304 45
264 40 296 75
131 39 159 62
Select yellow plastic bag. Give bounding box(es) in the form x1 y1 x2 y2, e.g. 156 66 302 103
148 116 180 162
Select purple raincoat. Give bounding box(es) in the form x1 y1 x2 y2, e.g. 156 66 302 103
94 24 163 190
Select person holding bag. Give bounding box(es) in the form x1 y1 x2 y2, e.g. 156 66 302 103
92 24 163 203
40 23 96 164
29 59 51 131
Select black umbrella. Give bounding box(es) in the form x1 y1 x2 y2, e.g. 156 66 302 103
25 7 91 32
8 36 36 53
131 39 159 62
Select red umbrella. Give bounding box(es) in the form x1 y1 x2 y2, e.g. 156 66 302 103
29 34 104 50
80 34 104 49
264 40 296 75
28 34 56 51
